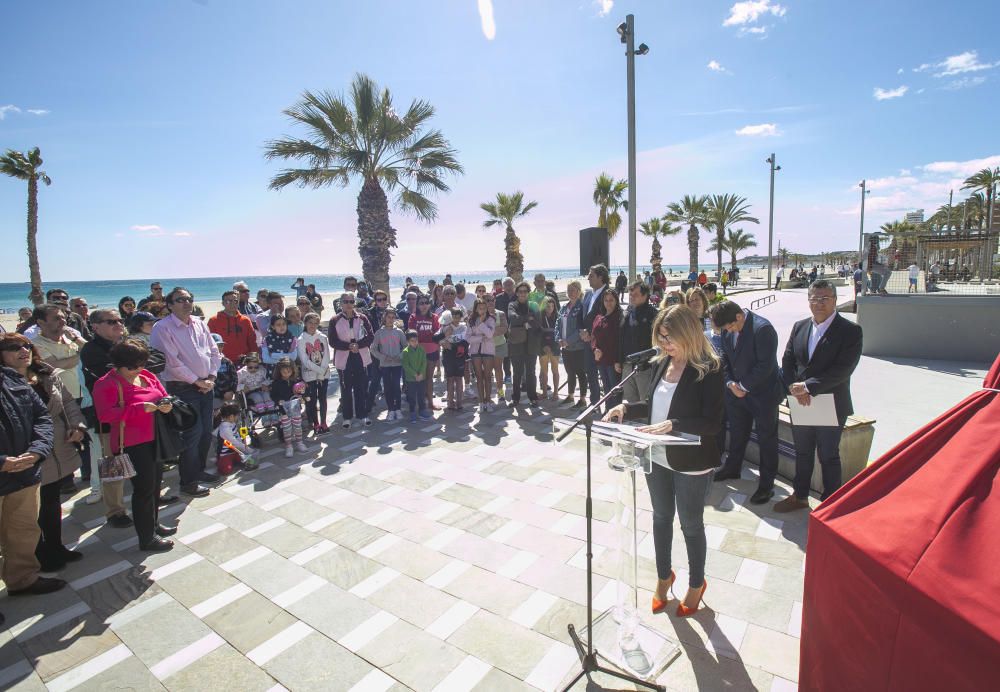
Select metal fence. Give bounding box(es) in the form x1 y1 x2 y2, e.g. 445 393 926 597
859 231 999 296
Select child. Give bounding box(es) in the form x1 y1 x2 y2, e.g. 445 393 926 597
262 315 298 370
215 402 257 471
285 305 305 338
296 312 331 435
466 298 496 413
237 353 270 411
270 358 309 458
539 296 561 399
434 308 469 411
402 330 432 422
370 308 407 422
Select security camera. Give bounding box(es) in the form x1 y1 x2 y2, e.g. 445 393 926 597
636 43 649 55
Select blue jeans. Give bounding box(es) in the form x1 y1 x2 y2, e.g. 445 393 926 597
644 462 714 588
791 419 847 500
405 380 426 413
167 384 214 487
583 347 600 404
381 366 402 411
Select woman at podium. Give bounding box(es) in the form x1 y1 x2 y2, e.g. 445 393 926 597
604 305 724 617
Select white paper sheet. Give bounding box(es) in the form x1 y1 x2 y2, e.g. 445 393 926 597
787 393 839 426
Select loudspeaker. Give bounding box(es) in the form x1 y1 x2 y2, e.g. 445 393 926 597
579 227 609 276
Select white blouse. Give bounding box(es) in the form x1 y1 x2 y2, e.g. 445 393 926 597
649 376 713 475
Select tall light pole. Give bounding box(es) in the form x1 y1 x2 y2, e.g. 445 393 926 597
765 153 781 288
618 16 648 281
857 179 870 264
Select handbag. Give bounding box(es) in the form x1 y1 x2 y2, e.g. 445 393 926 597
99 379 137 482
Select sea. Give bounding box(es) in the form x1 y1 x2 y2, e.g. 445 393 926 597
0 263 748 312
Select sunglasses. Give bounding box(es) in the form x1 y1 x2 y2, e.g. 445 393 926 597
172 297 194 303
100 319 125 325
0 343 31 352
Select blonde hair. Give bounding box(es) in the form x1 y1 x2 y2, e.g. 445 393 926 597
566 280 582 297
651 305 720 381
685 287 709 317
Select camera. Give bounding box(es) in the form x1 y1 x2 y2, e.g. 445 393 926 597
157 396 177 407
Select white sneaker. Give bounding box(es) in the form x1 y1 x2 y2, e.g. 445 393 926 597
295 441 308 453
84 490 103 505
342 419 352 429
363 417 372 427
284 446 294 458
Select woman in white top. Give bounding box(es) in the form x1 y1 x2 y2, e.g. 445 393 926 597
604 305 724 617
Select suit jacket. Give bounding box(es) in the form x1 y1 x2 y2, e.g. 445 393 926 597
581 285 608 332
781 313 863 420
720 311 784 405
623 357 724 473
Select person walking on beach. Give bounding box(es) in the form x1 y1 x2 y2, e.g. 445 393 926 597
774 265 785 291
615 270 628 301
329 292 374 428
907 262 920 293
777 280 862 511
149 289 219 498
291 278 308 298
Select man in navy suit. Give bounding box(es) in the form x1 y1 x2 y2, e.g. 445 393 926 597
580 264 609 405
710 300 784 504
775 280 863 511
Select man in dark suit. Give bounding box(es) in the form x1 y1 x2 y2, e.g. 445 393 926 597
709 300 784 504
775 279 863 512
580 264 609 405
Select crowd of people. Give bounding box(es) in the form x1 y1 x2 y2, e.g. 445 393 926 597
0 264 861 622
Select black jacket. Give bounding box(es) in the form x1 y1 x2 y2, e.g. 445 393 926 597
81 334 116 393
581 285 608 332
781 314 863 420
624 357 724 473
506 301 542 357
0 367 53 495
720 311 784 406
619 302 657 365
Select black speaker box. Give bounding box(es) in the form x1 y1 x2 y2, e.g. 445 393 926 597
579 227 609 276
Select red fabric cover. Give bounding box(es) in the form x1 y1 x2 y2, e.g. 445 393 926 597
799 352 1000 691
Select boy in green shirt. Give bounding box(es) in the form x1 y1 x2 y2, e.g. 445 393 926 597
402 330 432 422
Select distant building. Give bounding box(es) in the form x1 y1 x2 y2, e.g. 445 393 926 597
905 209 925 225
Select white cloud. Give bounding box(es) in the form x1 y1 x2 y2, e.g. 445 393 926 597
873 85 908 101
922 155 1000 177
26 109 49 116
744 26 768 35
130 224 162 232
173 231 193 237
723 0 786 26
896 68 903 75
735 123 778 137
916 88 926 94
0 105 22 119
477 0 496 41
594 0 614 17
943 76 987 90
913 50 1000 77
707 60 728 73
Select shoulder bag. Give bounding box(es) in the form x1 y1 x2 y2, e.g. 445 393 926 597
98 378 137 482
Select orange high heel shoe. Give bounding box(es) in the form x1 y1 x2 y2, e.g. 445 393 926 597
651 570 676 614
676 580 707 617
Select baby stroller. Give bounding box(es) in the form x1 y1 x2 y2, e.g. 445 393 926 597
237 389 284 448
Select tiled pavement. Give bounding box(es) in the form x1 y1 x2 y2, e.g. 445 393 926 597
0 399 809 691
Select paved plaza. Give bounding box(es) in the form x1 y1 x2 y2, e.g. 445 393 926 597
0 398 808 691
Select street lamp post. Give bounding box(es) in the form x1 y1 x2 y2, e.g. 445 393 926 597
857 179 870 264
765 154 781 288
618 15 648 281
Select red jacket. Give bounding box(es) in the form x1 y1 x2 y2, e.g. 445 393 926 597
93 369 167 451
591 310 622 365
207 311 258 363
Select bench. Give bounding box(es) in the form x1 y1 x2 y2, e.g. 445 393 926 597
742 405 875 494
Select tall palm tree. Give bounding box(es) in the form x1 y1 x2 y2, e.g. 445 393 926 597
592 173 628 239
778 246 790 265
639 218 680 267
264 75 463 292
480 192 538 282
664 194 709 274
961 167 1000 229
705 194 759 278
1 147 51 306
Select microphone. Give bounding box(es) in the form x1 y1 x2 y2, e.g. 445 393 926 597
625 346 660 364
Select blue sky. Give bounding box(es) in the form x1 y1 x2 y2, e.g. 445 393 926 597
2 0 998 281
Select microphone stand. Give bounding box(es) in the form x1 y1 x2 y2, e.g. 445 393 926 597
557 358 665 692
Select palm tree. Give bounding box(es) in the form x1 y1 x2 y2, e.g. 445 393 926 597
961 167 1000 229
1 147 51 306
264 75 463 292
664 194 709 274
592 173 628 240
723 228 758 271
639 217 680 267
778 247 790 265
480 192 538 282
705 194 759 278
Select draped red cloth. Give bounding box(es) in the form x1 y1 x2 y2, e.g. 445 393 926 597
799 353 1000 690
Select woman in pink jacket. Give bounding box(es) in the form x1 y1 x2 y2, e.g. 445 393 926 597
466 299 497 412
93 339 176 552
